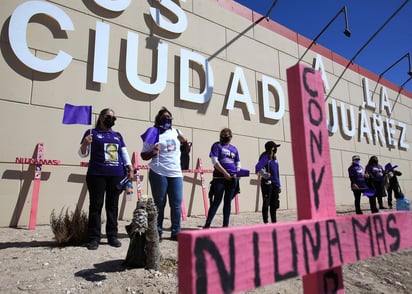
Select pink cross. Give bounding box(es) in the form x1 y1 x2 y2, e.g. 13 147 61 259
177 64 412 293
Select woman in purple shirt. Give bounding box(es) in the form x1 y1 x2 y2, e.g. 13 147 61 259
365 155 387 211
348 155 371 214
204 128 240 228
79 108 134 250
255 141 281 223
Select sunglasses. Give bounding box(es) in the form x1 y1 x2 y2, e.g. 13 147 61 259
105 115 117 121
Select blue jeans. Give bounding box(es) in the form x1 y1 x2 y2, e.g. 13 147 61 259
205 178 238 227
149 169 183 236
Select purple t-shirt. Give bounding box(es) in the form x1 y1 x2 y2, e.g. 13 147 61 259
255 154 281 188
81 129 126 176
348 163 368 191
209 142 240 176
365 164 385 181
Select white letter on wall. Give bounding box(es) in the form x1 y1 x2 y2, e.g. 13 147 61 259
126 32 168 95
9 1 74 73
386 118 397 147
398 121 409 149
362 78 376 110
327 99 338 133
261 75 284 120
226 67 255 115
180 49 214 104
372 113 386 146
93 21 110 83
359 109 372 142
379 86 392 116
150 0 187 33
94 0 131 11
314 54 330 93
340 102 356 137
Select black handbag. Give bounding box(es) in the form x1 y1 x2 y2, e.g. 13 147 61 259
180 142 192 170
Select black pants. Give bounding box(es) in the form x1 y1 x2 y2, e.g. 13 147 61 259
368 196 379 213
373 180 386 209
352 190 363 214
353 190 378 213
387 187 393 207
86 175 123 242
206 178 238 228
260 182 280 223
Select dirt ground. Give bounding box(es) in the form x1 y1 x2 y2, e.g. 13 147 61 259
0 204 411 294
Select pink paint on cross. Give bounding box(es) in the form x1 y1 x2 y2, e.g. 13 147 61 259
178 213 412 293
29 142 44 230
177 64 412 293
288 63 343 292
288 64 337 220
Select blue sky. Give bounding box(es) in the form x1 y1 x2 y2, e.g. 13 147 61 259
234 0 412 92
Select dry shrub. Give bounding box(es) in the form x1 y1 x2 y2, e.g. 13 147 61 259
50 208 88 246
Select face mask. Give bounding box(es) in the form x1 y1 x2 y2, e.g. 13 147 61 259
103 115 116 129
159 117 172 132
220 136 231 144
354 159 360 165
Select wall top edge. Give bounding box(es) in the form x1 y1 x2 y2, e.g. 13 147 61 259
213 0 412 99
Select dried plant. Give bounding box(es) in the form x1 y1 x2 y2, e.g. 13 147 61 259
50 208 88 246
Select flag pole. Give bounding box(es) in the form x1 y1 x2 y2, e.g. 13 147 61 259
89 110 93 135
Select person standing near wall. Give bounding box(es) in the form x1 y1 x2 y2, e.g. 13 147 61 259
79 108 134 250
384 163 402 209
140 107 189 241
347 155 371 214
365 155 387 211
255 141 281 223
203 128 240 228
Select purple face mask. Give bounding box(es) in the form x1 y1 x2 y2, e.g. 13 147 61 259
354 159 360 165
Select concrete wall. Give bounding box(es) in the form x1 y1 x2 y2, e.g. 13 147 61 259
0 0 411 227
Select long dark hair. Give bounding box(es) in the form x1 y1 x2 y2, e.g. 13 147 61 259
154 106 172 127
95 108 113 129
367 155 378 167
258 151 267 160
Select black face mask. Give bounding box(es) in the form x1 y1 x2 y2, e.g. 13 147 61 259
159 117 172 132
103 115 116 129
220 136 231 144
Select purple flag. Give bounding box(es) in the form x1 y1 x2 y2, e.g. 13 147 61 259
362 187 376 197
141 127 159 144
62 104 92 125
236 168 250 177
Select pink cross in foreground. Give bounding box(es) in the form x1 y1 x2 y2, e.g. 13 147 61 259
177 64 412 294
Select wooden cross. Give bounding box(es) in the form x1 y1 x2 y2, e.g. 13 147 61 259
181 157 211 217
182 157 241 217
15 142 61 230
177 64 412 293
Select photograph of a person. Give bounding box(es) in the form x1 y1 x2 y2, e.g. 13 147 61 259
105 143 118 162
